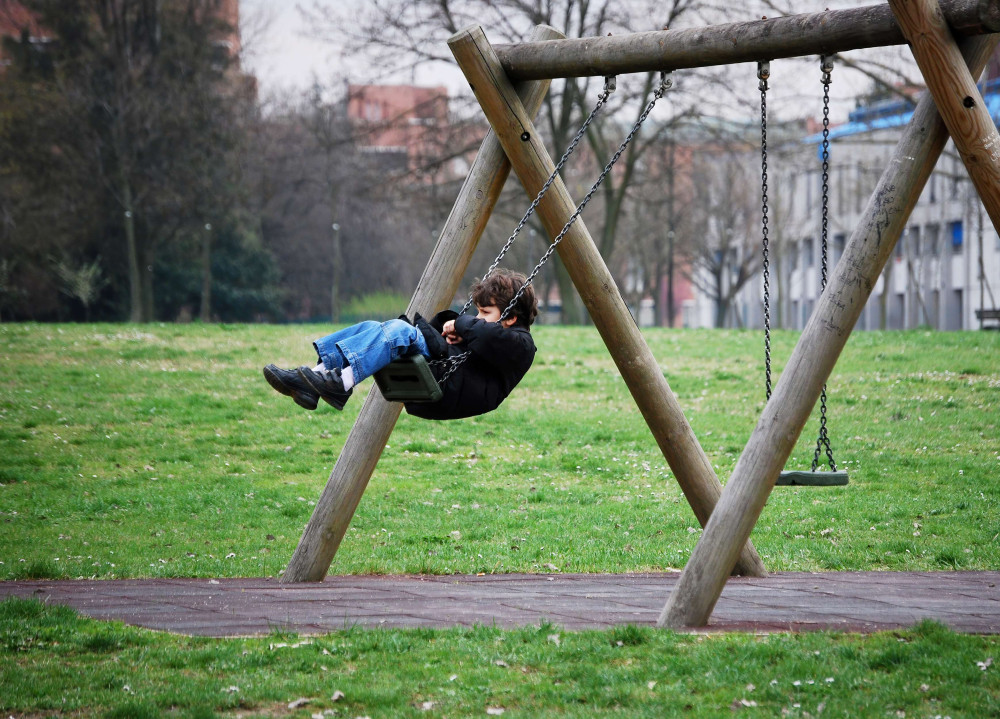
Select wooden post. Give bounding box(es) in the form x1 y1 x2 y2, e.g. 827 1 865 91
281 25 564 584
659 33 999 628
449 25 766 577
493 0 1000 80
890 0 1000 232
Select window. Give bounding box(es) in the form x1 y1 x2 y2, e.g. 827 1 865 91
364 101 381 121
949 220 963 254
790 240 799 270
927 224 940 256
948 289 964 330
804 237 815 268
909 226 921 256
833 233 846 264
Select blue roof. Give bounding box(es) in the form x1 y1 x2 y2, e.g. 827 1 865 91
804 77 1000 158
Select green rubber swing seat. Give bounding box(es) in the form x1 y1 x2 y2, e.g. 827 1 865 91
373 355 443 403
775 469 849 486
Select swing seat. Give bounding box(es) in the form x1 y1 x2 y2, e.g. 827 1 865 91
373 355 443 403
775 470 849 487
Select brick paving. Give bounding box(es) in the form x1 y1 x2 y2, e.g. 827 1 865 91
2 571 998 637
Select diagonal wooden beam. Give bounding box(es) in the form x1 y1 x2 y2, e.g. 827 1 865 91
659 32 1000 628
281 25 563 584
448 25 766 577
890 0 1000 232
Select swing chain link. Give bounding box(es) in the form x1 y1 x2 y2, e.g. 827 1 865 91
499 71 674 323
460 75 617 317
813 55 838 472
759 61 772 402
430 349 471 385
435 77 621 387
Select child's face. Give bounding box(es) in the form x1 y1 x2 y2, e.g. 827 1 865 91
476 304 517 327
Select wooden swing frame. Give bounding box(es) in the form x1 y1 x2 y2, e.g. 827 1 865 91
283 0 1000 630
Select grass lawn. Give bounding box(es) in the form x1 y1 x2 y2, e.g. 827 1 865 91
1 322 999 717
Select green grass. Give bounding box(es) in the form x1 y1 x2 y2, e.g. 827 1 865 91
1 322 999 716
341 291 413 323
2 599 998 717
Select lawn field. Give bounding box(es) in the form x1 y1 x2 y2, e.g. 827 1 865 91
1 322 999 717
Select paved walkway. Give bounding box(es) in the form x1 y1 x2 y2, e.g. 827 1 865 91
2 571 998 637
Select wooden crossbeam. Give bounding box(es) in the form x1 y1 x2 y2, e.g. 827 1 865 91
449 26 766 578
493 0 1000 80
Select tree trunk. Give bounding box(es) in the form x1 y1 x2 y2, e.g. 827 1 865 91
554 260 584 324
200 224 212 322
664 140 677 328
774 244 784 329
665 247 676 326
542 80 586 326
907 258 932 325
652 258 665 326
140 241 155 322
879 261 892 329
713 269 728 327
715 298 728 328
122 180 142 323
331 222 342 323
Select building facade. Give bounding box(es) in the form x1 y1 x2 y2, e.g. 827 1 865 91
345 84 453 177
713 83 1000 332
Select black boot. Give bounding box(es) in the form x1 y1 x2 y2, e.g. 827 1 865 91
263 364 319 410
297 366 353 410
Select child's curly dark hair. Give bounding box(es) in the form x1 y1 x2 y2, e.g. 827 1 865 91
471 269 538 327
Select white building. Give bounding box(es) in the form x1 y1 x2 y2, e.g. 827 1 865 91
712 85 1000 332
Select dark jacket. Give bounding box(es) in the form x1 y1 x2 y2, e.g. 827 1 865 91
404 310 536 420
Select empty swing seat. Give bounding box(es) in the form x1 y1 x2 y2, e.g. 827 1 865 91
775 470 849 486
373 355 443 403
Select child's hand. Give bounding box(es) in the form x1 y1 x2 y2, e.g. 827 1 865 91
442 319 463 345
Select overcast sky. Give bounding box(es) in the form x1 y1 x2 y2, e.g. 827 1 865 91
237 1 919 122
239 0 468 99
239 1 337 96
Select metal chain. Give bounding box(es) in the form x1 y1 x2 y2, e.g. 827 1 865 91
430 349 471 385
459 76 617 317
759 61 772 402
812 55 838 473
433 78 619 387
500 72 673 323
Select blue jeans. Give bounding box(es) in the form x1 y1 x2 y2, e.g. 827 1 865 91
313 319 430 384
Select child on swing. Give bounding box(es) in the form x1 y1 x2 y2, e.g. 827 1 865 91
263 268 537 420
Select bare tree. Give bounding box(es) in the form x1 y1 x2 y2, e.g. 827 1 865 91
299 0 718 323
609 135 700 326
685 144 763 327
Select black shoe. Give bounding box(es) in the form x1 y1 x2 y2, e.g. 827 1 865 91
263 364 319 410
297 366 352 411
